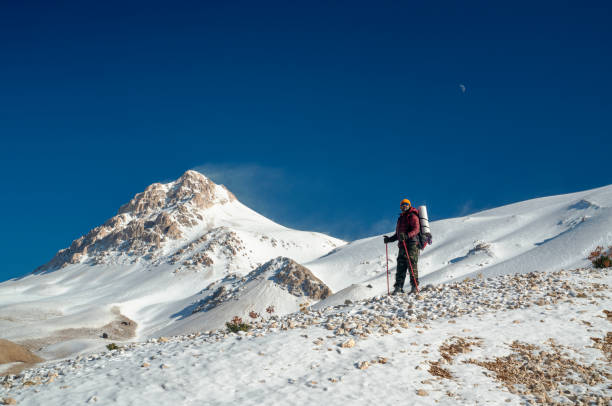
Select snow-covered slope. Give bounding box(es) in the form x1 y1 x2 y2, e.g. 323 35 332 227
0 171 343 358
155 257 331 337
2 267 610 405
307 184 612 304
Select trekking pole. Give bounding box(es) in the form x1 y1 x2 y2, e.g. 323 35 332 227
401 240 419 293
385 243 390 295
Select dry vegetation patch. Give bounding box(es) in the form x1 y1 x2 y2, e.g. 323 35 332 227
439 336 482 363
466 340 611 405
428 336 482 380
589 332 612 362
0 339 43 365
0 339 44 376
428 361 452 379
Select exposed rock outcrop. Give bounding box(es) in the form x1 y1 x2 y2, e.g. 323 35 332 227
118 170 235 215
271 258 332 300
191 257 331 314
169 227 245 272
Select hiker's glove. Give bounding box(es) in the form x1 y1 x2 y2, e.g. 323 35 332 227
398 233 407 241
383 236 390 244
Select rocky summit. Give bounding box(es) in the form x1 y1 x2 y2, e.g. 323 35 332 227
35 170 237 271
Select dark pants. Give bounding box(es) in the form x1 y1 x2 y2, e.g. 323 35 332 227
395 242 419 291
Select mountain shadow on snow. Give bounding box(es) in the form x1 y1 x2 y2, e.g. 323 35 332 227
568 199 600 211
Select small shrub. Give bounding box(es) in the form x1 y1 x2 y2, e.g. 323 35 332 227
106 343 121 351
226 316 251 333
593 255 612 269
588 246 605 261
248 310 260 319
590 246 612 269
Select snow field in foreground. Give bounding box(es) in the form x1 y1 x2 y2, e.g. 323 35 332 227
2 267 610 405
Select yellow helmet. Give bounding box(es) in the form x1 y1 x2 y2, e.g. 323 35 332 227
400 199 411 208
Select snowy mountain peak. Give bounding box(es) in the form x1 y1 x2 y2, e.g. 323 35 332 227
33 170 342 279
35 170 238 272
118 170 236 216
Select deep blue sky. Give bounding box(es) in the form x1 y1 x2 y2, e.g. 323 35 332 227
1 1 611 281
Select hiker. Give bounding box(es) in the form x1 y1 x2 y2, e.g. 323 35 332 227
384 199 420 295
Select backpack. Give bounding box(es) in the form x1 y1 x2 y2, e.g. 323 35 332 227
414 206 432 250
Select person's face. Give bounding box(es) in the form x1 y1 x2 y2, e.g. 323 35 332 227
401 203 409 212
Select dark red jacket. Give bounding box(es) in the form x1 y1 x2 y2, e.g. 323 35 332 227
389 207 420 246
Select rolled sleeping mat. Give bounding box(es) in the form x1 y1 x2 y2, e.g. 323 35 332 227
417 205 431 236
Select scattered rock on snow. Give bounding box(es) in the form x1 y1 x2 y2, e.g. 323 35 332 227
3 266 611 406
357 361 369 370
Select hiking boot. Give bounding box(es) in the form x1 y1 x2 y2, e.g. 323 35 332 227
391 288 402 296
408 287 417 295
